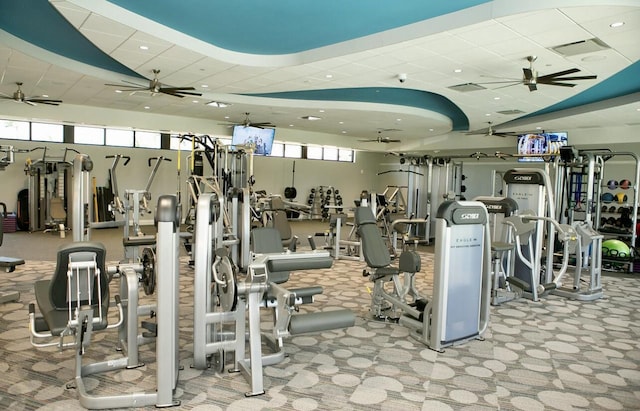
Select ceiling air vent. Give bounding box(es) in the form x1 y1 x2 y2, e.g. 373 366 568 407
552 38 610 56
496 109 525 115
448 83 487 92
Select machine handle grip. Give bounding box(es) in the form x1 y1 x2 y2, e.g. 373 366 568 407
148 157 172 166
105 155 131 165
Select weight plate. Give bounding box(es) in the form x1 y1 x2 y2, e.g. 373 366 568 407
141 247 156 295
216 256 237 312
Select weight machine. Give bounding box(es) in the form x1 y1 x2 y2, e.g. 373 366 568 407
357 200 492 351
192 193 355 396
24 147 77 232
108 155 171 262
28 195 182 408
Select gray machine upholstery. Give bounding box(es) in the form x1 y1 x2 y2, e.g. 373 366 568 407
34 242 109 335
251 227 290 284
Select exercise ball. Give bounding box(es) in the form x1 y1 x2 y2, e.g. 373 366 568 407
615 192 627 204
607 179 618 190
602 239 630 258
619 179 631 189
601 192 614 203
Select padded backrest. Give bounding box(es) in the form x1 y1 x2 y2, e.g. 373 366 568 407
355 207 391 268
270 197 292 241
50 197 67 220
50 242 108 310
251 227 289 283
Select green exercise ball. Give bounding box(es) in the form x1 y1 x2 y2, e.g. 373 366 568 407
602 239 630 258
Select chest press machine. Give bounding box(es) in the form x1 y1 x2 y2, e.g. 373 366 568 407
357 200 492 352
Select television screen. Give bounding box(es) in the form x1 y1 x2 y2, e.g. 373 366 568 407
231 125 275 156
517 132 567 162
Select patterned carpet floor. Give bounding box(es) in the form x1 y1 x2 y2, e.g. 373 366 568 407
1 251 639 410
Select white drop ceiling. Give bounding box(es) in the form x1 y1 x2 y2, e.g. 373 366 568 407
0 1 638 154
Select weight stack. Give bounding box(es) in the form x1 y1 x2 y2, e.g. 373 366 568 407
3 213 17 233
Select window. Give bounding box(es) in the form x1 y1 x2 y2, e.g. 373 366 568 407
75 126 104 145
170 134 205 151
0 119 29 140
323 147 338 161
106 129 134 147
339 149 354 162
284 143 302 158
31 122 63 142
135 131 161 148
270 142 283 157
306 146 323 160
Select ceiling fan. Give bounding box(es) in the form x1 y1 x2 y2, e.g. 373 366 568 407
222 112 275 128
479 56 597 92
359 130 402 144
465 122 518 138
0 82 62 106
105 69 202 98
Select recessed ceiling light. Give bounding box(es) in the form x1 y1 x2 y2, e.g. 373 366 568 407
536 126 543 130
206 101 230 108
192 100 199 103
396 118 402 122
485 113 491 116
610 21 625 28
338 121 344 124
319 109 325 113
325 74 333 79
144 106 150 110
224 116 230 119
42 94 49 98
115 89 122 93
301 115 322 121
139 45 149 50
429 128 434 132
341 130 347 134
454 69 462 73
494 97 501 100
201 84 209 88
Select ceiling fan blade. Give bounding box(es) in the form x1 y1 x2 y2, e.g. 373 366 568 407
160 86 197 92
523 68 534 80
160 90 186 98
537 68 580 81
527 83 537 92
23 100 36 106
164 90 203 97
551 75 597 81
120 80 148 88
544 81 576 88
105 84 149 91
28 98 62 105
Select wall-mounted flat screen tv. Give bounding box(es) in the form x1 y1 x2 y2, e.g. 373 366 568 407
517 132 568 162
231 125 275 156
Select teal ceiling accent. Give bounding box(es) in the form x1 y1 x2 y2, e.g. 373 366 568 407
245 88 469 131
0 0 142 79
107 0 490 54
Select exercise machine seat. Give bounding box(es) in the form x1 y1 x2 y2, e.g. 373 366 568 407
355 207 392 269
34 242 109 336
251 227 290 284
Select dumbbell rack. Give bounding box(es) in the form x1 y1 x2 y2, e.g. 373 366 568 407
307 186 343 219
